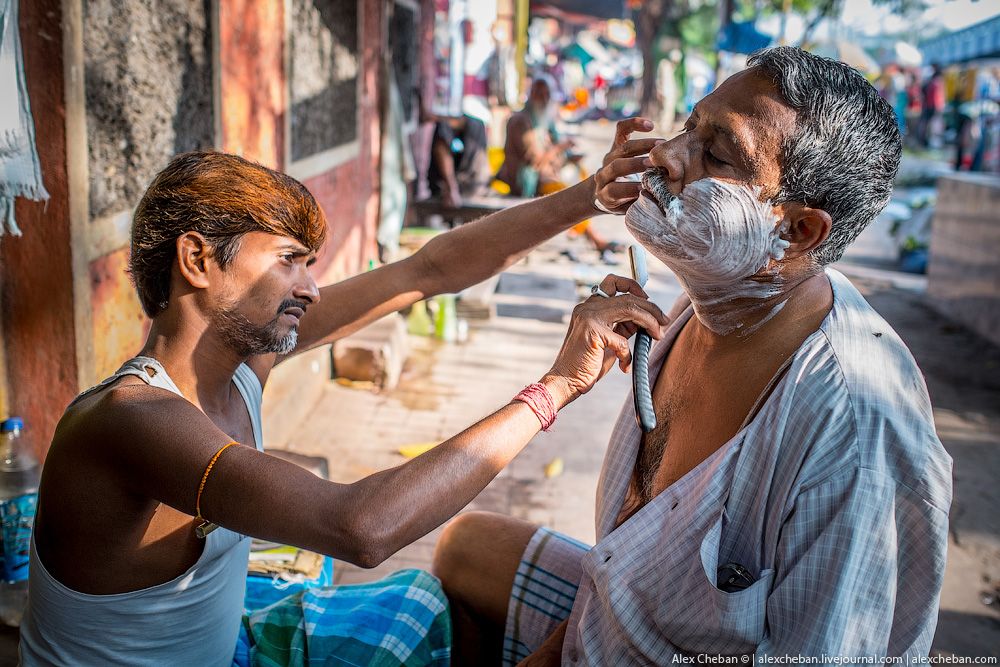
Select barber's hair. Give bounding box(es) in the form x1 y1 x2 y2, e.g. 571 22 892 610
129 151 327 317
748 47 901 265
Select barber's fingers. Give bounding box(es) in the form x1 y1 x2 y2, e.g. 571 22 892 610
614 138 664 158
595 274 648 299
595 156 650 189
597 182 642 213
583 293 669 338
615 321 639 341
613 117 654 148
594 155 654 213
601 330 633 373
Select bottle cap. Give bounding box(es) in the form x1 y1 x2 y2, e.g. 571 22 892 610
0 417 23 433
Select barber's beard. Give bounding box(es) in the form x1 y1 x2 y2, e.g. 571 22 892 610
212 301 300 357
625 175 791 336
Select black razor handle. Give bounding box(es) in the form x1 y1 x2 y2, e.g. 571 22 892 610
628 245 657 434
632 329 656 433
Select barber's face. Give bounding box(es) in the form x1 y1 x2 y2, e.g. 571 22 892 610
211 232 320 357
646 69 796 205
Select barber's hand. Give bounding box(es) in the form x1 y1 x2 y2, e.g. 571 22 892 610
593 117 664 214
544 274 669 404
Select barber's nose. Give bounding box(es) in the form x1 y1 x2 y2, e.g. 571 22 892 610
296 272 320 305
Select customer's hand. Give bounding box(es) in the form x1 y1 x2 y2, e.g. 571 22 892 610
593 117 664 214
544 274 669 404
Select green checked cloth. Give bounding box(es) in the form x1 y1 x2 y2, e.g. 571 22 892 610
235 569 451 666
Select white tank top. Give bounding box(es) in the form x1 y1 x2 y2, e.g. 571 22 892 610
19 357 265 666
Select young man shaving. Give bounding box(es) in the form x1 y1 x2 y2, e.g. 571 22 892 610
434 46 953 663
20 127 668 665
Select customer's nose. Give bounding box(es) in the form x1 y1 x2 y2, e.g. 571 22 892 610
648 133 699 192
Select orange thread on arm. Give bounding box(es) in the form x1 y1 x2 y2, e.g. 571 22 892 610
194 441 238 539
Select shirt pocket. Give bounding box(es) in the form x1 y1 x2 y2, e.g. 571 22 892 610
670 514 774 656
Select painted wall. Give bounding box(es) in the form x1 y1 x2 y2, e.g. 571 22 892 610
1 0 387 460
302 0 383 284
219 0 286 168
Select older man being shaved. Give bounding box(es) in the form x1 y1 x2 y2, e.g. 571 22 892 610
433 46 952 664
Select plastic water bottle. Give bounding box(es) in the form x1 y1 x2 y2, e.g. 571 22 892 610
406 300 434 337
433 294 458 343
0 417 39 626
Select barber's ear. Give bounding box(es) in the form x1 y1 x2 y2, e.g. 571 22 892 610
776 203 832 260
176 232 213 289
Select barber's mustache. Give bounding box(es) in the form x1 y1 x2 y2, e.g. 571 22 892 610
277 299 310 316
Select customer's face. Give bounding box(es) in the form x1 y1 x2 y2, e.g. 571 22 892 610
647 68 797 201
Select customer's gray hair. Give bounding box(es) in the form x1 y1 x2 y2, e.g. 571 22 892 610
748 47 901 265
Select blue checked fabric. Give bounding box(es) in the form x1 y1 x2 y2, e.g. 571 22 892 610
515 269 953 664
236 568 450 666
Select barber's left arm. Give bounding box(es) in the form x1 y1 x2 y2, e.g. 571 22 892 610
288 118 660 354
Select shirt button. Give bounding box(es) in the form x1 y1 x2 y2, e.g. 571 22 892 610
603 552 612 563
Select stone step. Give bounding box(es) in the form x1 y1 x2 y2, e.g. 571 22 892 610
457 274 501 320
331 313 410 390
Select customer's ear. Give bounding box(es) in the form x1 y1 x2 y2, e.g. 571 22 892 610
176 232 213 289
776 203 832 260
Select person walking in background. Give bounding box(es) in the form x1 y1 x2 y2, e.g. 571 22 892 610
879 64 908 136
918 64 946 149
905 69 923 147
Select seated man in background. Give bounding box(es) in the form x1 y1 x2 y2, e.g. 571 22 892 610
427 111 490 210
497 74 623 263
434 46 952 664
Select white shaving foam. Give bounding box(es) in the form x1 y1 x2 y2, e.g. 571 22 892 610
624 178 791 336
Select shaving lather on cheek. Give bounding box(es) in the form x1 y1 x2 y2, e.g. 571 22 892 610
625 176 791 336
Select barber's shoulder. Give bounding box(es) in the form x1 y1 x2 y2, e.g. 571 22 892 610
58 379 206 456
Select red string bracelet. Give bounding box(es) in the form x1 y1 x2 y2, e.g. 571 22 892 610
514 383 557 431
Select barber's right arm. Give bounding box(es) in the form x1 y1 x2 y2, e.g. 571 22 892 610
109 276 667 568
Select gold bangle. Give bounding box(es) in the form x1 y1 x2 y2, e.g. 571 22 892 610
194 441 237 538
